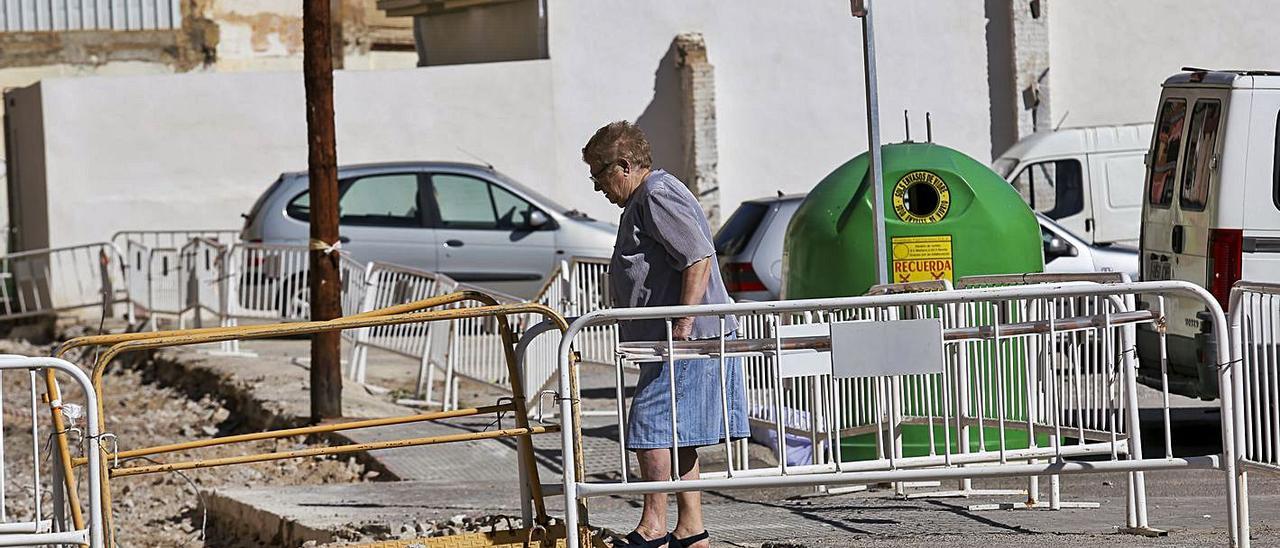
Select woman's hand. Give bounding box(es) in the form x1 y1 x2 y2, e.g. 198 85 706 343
672 317 694 340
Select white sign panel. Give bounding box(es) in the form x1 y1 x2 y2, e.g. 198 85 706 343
830 318 944 378
777 323 833 378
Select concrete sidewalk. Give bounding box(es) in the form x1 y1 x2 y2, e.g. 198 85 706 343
141 339 1280 547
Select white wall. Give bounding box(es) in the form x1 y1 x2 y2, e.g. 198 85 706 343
13 0 993 250
1051 0 1280 128
28 61 554 250
546 0 993 221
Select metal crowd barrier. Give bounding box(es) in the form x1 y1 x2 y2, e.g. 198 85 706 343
1228 280 1280 548
109 229 239 253
521 258 614 402
47 290 580 547
553 280 1244 548
221 242 313 322
0 242 131 322
0 356 105 547
177 237 225 328
347 262 458 397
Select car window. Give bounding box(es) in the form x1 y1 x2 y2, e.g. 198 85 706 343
431 174 544 230
286 191 311 221
715 202 769 256
1179 99 1222 212
433 174 495 228
491 183 539 230
337 174 422 227
284 173 423 227
1148 98 1188 208
1010 159 1083 220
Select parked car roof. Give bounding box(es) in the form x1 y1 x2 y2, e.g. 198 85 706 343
279 160 496 179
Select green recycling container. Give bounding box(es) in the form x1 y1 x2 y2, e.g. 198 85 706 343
783 142 1047 459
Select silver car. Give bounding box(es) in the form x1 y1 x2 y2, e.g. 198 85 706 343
714 194 805 301
240 162 616 298
717 195 1139 301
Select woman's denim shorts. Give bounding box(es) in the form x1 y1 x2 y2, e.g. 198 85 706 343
626 340 750 450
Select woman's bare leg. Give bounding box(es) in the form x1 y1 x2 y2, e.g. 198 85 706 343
673 447 708 546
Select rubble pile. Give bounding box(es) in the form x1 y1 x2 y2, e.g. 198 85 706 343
0 338 368 547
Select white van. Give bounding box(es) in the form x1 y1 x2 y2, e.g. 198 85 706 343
1137 69 1280 400
994 124 1152 246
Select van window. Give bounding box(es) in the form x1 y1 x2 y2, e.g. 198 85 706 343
1010 159 1083 220
1148 98 1188 208
1273 110 1280 211
1179 100 1222 212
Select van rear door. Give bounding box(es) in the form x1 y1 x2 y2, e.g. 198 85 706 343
1143 88 1228 339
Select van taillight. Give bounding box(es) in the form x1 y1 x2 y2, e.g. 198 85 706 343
1208 228 1243 310
724 262 766 293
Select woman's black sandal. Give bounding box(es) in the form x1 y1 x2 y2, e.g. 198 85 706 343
671 530 709 547
616 531 673 548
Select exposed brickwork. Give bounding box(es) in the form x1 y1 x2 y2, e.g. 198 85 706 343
1011 0 1051 138
675 32 721 229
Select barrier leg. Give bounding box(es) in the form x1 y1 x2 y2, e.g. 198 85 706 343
495 312 554 526
1119 319 1161 535
43 370 85 531
1225 354 1248 548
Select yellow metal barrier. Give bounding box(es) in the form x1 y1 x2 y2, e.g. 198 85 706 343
46 290 497 533
49 290 590 546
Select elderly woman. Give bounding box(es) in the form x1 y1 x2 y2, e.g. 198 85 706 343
581 121 749 548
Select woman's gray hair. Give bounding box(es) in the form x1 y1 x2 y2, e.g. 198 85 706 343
582 121 652 170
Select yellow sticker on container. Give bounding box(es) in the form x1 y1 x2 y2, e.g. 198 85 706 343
891 235 954 283
892 170 951 224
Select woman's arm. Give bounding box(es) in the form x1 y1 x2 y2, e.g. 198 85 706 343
672 256 712 340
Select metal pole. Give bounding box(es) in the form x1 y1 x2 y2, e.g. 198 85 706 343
853 0 888 285
303 0 343 421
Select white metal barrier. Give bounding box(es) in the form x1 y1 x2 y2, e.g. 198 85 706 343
0 356 105 547
347 262 458 394
0 243 131 323
144 247 183 325
1228 280 1280 547
110 229 239 253
177 237 227 328
553 281 1244 548
440 284 529 409
520 257 613 404
221 242 312 323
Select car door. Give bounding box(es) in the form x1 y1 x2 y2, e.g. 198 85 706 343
283 171 437 270
1010 158 1091 238
426 172 556 298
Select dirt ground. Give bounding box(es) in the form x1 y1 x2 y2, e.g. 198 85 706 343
0 336 370 547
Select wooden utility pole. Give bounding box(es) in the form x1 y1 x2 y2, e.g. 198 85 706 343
303 0 343 421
